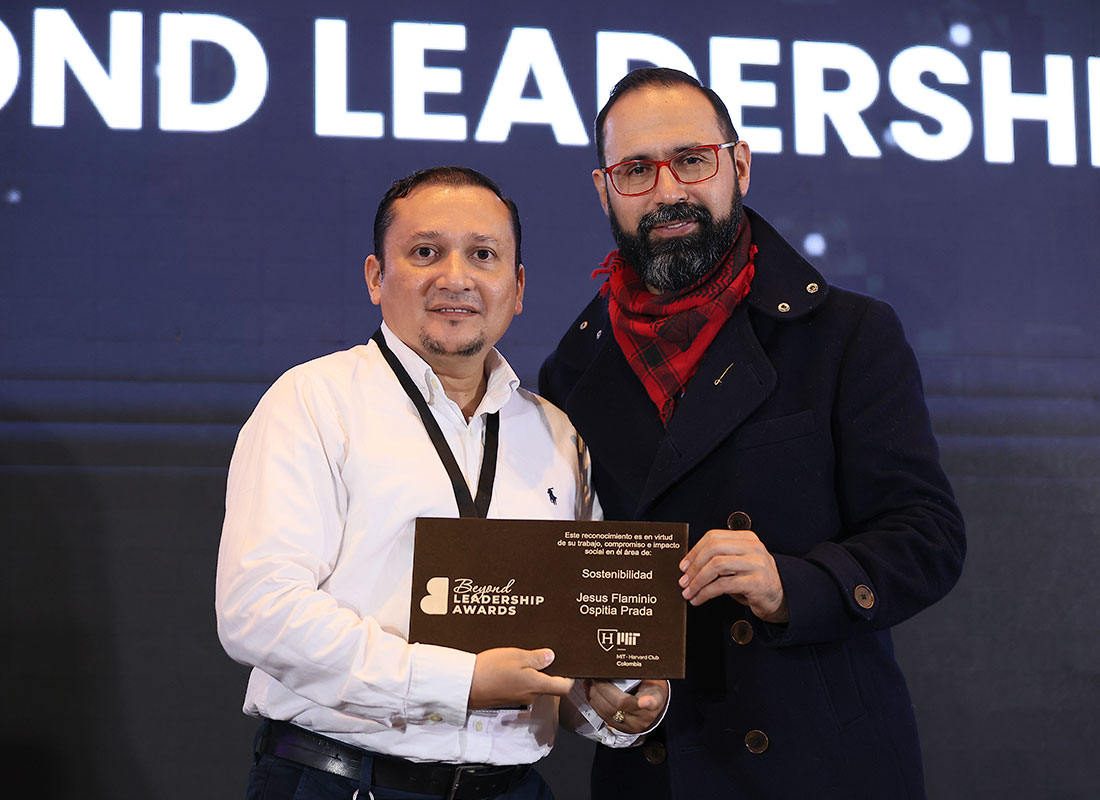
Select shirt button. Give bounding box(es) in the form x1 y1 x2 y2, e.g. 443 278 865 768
428 713 443 723
854 584 875 609
643 741 667 764
731 620 754 645
475 721 484 732
745 729 769 754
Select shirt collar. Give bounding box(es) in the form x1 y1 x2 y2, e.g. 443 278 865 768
378 322 520 417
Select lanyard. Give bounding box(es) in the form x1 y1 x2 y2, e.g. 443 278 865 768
371 329 499 518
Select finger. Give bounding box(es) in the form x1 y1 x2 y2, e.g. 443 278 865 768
633 681 666 711
536 674 575 696
586 687 622 722
689 575 746 606
586 683 618 714
526 647 556 669
682 554 742 599
679 529 721 569
680 531 757 580
683 528 757 558
587 679 630 704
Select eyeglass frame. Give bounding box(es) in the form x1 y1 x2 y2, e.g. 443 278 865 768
599 141 740 197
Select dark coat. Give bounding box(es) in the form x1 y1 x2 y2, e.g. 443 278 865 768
539 208 965 800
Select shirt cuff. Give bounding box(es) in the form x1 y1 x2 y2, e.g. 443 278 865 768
566 680 670 748
406 642 477 727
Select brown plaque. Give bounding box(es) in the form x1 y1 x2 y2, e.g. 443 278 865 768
409 517 687 679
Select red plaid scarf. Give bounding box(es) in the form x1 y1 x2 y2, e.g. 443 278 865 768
594 216 756 425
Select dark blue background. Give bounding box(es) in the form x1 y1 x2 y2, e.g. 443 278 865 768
1 1 1097 797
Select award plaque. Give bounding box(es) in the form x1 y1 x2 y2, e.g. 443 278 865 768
408 517 687 679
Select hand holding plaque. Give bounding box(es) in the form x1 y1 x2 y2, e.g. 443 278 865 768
468 647 574 709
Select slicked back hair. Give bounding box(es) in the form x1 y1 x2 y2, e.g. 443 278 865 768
373 166 522 273
594 68 740 167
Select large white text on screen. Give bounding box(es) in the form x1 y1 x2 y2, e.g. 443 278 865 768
0 10 1097 166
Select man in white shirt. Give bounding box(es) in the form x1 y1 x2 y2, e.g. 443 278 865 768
216 166 667 800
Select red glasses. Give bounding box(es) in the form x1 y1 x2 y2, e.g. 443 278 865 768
602 142 738 196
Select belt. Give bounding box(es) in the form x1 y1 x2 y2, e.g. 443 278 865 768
257 720 530 800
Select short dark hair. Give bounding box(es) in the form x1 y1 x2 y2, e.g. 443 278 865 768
594 68 740 167
372 166 522 273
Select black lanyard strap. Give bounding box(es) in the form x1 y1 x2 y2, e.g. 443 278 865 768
371 329 499 518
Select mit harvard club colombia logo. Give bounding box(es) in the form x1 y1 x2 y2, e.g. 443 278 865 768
598 628 641 651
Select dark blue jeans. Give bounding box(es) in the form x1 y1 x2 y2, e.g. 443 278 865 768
245 752 555 800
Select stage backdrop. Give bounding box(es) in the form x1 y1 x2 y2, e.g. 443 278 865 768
1 1 1097 797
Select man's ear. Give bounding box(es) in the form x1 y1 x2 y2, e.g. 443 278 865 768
514 264 525 315
365 255 383 306
733 140 752 198
591 169 611 217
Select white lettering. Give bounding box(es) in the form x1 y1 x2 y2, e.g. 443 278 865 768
1090 57 1100 167
31 9 142 129
0 19 19 112
888 45 972 161
158 13 268 132
392 22 465 141
595 31 698 111
793 40 881 157
981 51 1076 166
314 19 383 138
475 27 586 145
709 37 782 153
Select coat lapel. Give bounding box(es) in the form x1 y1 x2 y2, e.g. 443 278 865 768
636 306 777 516
564 330 665 505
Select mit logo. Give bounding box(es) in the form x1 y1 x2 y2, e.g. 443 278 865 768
597 629 640 651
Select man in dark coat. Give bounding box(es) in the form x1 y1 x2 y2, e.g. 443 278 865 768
539 68 966 799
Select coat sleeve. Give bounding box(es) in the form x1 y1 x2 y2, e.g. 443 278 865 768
767 299 966 646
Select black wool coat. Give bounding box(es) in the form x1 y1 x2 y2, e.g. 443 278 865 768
539 208 966 800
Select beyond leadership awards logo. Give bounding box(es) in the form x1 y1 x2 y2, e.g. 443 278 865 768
419 576 545 617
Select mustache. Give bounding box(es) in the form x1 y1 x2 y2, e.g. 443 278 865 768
638 202 713 237
426 291 484 312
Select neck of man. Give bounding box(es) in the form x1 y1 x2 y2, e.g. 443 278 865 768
430 356 490 421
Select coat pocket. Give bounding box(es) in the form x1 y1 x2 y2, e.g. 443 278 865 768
811 641 866 729
731 409 818 450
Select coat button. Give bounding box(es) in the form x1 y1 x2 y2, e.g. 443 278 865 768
643 741 667 764
854 584 875 609
745 730 769 754
726 511 752 530
806 282 819 293
777 302 791 313
731 620 754 645
579 320 588 329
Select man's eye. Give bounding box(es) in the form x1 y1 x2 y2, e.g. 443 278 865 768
474 249 494 261
415 246 434 258
626 163 653 177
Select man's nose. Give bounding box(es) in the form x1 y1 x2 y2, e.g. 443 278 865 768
436 252 474 289
652 163 688 204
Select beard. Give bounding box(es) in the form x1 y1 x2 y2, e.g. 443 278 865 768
419 330 486 359
609 183 743 293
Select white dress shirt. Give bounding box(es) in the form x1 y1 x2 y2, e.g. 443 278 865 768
216 323 634 765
